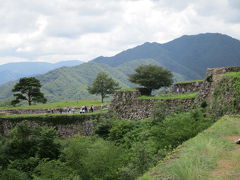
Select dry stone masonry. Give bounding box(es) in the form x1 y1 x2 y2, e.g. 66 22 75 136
110 66 240 120
172 81 203 94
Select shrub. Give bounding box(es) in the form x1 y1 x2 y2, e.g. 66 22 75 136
151 109 212 150
61 136 125 180
33 160 79 180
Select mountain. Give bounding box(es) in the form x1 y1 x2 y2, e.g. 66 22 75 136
0 60 83 85
93 33 240 79
1 33 240 104
163 33 240 77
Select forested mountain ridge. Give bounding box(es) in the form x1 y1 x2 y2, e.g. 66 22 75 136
1 33 240 103
93 33 240 79
0 60 83 85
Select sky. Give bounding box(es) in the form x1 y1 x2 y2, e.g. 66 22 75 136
0 0 240 65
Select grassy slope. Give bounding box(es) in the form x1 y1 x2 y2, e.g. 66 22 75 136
0 109 108 118
0 100 107 110
140 115 240 180
175 80 203 84
137 93 197 100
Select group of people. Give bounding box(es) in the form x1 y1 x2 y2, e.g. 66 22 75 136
80 105 94 113
48 106 95 114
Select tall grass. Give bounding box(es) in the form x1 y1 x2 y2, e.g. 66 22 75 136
140 116 240 180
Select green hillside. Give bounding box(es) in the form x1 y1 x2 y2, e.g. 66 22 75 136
0 62 140 103
1 33 240 104
38 62 130 102
140 115 240 180
0 60 186 104
0 60 83 85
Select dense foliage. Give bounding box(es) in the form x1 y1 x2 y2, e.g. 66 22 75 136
88 72 120 102
0 107 212 179
128 65 173 95
11 77 47 106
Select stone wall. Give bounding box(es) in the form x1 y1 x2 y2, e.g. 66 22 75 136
110 66 240 120
172 81 204 94
0 114 108 137
202 67 240 105
110 91 195 120
207 66 240 78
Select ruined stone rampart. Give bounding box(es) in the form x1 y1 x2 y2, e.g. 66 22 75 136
172 81 203 94
0 113 108 137
110 91 195 120
110 66 240 120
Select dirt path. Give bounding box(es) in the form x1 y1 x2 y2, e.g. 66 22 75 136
212 136 240 179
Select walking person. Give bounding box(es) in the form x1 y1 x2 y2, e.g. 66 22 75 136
89 105 94 112
84 106 88 113
80 106 85 113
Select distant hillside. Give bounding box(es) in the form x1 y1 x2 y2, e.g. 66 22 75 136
0 60 83 84
0 60 184 103
1 33 240 103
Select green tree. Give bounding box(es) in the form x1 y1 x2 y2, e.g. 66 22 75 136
88 72 120 103
128 65 173 95
11 77 47 106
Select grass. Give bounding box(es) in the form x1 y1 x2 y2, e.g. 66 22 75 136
0 100 108 110
137 93 198 100
117 88 138 92
0 109 109 124
224 72 240 77
139 115 240 180
175 80 203 84
0 109 108 119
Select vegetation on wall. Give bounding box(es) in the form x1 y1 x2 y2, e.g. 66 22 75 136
0 112 107 125
175 79 203 84
211 72 240 117
137 92 197 100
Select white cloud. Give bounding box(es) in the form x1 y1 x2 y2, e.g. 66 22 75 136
0 0 239 65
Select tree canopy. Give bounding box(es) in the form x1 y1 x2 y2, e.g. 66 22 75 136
128 65 173 95
88 72 120 103
11 77 47 106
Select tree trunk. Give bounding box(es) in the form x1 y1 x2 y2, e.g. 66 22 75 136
28 93 32 106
